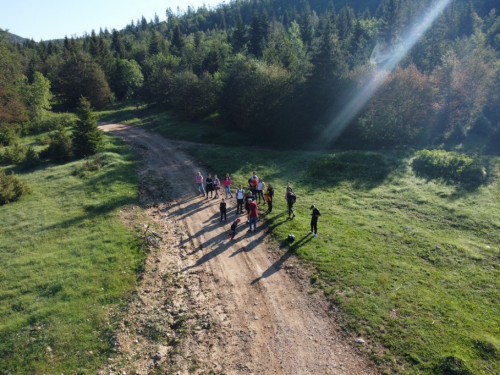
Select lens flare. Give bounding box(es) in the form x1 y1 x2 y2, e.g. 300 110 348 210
321 0 453 144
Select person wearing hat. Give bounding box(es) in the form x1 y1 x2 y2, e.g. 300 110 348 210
228 218 241 240
309 205 321 237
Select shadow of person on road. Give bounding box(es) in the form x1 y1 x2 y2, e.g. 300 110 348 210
181 230 237 272
250 235 313 285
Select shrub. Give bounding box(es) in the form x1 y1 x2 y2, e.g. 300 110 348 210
0 169 31 205
35 134 51 146
0 127 18 146
74 155 103 177
29 113 77 134
41 125 72 162
22 147 40 169
412 150 486 186
2 141 27 164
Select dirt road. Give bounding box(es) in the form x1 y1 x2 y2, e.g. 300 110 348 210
100 123 378 375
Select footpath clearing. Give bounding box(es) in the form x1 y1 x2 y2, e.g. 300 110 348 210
99 123 378 375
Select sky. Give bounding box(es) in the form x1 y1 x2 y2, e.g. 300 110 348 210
0 0 222 41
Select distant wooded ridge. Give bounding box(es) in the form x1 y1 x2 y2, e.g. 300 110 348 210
2 0 500 149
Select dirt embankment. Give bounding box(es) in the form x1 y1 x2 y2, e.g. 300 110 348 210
99 123 379 375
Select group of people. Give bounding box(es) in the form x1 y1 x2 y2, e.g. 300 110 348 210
195 171 321 240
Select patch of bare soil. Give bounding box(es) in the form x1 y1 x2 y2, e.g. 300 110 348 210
98 124 379 375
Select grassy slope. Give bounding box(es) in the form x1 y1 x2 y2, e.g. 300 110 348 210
187 146 500 374
97 102 249 146
0 135 144 373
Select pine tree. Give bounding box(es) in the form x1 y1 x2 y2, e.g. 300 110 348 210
250 11 263 56
379 0 401 45
171 25 185 55
232 14 247 52
283 10 290 29
72 97 103 157
149 31 161 55
111 29 127 59
300 2 314 45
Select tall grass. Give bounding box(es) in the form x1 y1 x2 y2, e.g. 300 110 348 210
189 146 500 374
0 135 144 373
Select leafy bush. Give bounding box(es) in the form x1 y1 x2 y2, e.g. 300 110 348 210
412 150 486 186
22 146 40 169
0 127 18 146
1 141 27 164
35 134 51 146
29 112 76 134
41 125 72 162
0 169 31 205
436 356 473 375
74 154 104 177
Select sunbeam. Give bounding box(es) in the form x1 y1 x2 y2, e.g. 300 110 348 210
321 0 453 144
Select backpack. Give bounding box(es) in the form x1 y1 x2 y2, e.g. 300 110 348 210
290 192 296 203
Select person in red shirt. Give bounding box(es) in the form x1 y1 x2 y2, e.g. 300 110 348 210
247 199 259 232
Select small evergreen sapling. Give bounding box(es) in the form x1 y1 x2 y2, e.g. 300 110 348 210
72 97 103 158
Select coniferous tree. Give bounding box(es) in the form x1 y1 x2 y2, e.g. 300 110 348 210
149 31 161 56
283 10 290 29
250 11 264 56
72 97 103 157
300 2 314 45
171 25 185 55
379 0 402 45
111 29 127 59
232 14 247 52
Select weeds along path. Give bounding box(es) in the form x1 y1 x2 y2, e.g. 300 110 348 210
100 123 378 375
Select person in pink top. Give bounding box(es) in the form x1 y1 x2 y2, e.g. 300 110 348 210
223 173 233 198
196 172 205 196
247 199 259 232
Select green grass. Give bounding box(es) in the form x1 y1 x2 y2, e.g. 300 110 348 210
0 134 144 374
96 102 249 146
188 146 500 374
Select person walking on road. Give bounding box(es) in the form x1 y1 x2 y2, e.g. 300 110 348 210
220 198 227 221
223 173 233 199
309 205 321 237
206 174 214 199
248 199 259 232
213 174 221 199
228 218 241 240
236 184 245 214
196 172 205 196
286 187 296 219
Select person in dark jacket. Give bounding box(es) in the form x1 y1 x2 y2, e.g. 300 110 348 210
228 218 241 240
265 184 274 213
286 187 296 219
309 205 321 237
220 198 227 221
206 174 214 199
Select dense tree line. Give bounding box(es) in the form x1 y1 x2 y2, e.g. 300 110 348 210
1 0 500 148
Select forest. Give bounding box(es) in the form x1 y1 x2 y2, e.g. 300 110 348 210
1 0 500 149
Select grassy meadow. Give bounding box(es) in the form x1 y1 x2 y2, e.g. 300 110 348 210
0 134 144 373
188 146 500 374
97 102 249 146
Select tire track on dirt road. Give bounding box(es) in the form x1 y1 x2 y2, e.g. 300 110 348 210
100 123 378 375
